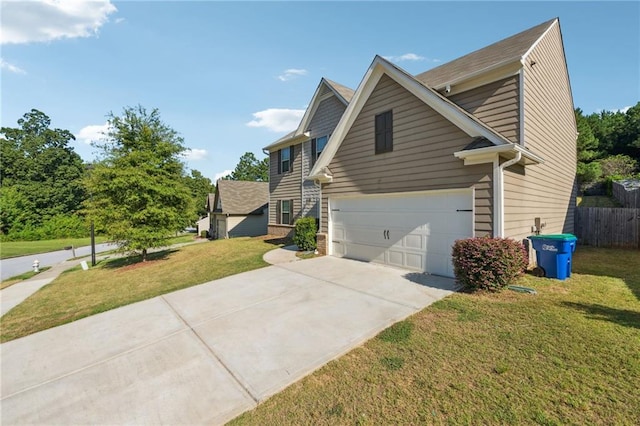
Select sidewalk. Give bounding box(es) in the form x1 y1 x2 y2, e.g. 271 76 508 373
0 239 207 317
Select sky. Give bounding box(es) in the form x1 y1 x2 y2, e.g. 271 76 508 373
1 1 639 182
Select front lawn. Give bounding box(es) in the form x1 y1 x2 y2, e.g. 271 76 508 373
231 247 640 425
0 237 284 342
0 236 109 259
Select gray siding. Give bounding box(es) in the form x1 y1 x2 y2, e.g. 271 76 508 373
228 211 268 237
321 74 493 236
504 23 577 241
269 144 302 224
302 96 347 217
449 76 520 143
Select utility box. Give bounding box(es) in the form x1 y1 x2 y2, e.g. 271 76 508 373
529 234 577 280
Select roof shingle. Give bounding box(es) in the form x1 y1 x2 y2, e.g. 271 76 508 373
215 180 268 215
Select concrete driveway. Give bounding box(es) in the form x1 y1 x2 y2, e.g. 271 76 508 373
0 256 457 425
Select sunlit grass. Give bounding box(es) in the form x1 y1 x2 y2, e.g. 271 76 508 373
0 237 284 342
231 247 640 425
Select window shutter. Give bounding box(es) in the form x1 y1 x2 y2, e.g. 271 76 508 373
277 150 282 174
311 138 317 166
375 114 385 153
289 199 294 225
289 146 294 172
385 110 393 151
276 200 281 224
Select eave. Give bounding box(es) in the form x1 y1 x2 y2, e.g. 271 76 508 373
454 143 544 166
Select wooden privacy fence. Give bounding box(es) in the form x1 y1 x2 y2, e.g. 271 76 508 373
575 207 640 249
612 181 640 208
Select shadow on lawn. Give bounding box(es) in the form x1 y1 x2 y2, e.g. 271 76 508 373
572 247 640 301
562 302 640 329
103 249 177 269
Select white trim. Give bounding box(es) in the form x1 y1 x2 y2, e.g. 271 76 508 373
518 69 525 146
453 143 545 166
327 197 333 255
431 56 521 92
496 152 522 238
328 187 472 202
522 18 558 60
492 158 501 237
263 78 350 151
308 56 513 180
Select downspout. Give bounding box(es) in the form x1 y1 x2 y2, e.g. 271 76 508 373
495 152 522 237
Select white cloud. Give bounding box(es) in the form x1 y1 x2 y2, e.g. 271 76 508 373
1 0 118 45
76 123 110 144
214 170 233 181
182 148 208 161
278 68 308 82
246 108 305 132
0 58 26 74
616 106 632 114
383 53 440 63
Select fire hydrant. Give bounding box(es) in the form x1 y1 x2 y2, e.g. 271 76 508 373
33 259 40 273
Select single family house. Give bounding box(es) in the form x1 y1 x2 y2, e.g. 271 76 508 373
265 18 577 278
211 180 269 239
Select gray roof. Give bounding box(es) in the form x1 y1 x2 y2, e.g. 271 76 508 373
324 79 355 103
415 18 556 88
214 180 268 215
206 193 216 212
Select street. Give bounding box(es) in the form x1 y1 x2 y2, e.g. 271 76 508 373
0 243 114 281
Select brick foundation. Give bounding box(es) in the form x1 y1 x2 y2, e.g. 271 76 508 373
316 232 327 255
268 224 295 238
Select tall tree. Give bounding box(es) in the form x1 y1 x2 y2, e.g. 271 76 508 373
0 109 85 234
184 169 215 220
84 106 192 261
226 152 269 182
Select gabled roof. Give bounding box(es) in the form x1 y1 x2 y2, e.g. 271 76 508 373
214 180 268 215
415 18 557 89
205 193 216 212
263 78 353 151
308 55 520 181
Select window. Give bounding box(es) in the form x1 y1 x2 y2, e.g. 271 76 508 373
311 136 328 165
278 199 293 225
375 110 393 154
278 146 294 174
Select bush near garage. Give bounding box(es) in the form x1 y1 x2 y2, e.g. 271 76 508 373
293 217 317 251
452 237 528 292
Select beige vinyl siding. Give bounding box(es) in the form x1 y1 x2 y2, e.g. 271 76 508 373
449 76 520 143
504 23 577 242
227 213 268 237
321 74 493 236
269 144 302 224
302 96 347 217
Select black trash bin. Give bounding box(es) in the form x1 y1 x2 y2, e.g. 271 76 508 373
529 234 577 280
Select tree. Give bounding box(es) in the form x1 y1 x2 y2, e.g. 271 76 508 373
84 106 192 261
226 152 269 182
0 109 85 234
184 169 215 221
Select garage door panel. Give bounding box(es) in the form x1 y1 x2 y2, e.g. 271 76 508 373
330 190 473 278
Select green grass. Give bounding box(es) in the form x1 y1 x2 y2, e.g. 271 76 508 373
0 237 109 259
576 195 620 207
0 267 52 290
0 236 285 342
231 247 640 425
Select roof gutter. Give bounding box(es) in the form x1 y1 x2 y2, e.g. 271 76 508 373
454 143 544 166
262 131 310 152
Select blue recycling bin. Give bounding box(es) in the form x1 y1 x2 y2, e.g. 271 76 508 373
529 234 577 280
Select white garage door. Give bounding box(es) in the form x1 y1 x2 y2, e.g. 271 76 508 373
330 190 473 277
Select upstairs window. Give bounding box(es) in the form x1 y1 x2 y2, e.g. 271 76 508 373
311 135 328 165
278 146 294 174
375 110 393 154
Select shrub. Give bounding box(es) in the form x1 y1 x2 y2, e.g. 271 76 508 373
293 217 317 251
451 237 527 292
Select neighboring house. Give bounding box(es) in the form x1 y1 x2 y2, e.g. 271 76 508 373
268 18 577 278
264 78 354 237
211 180 269 239
196 193 216 237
